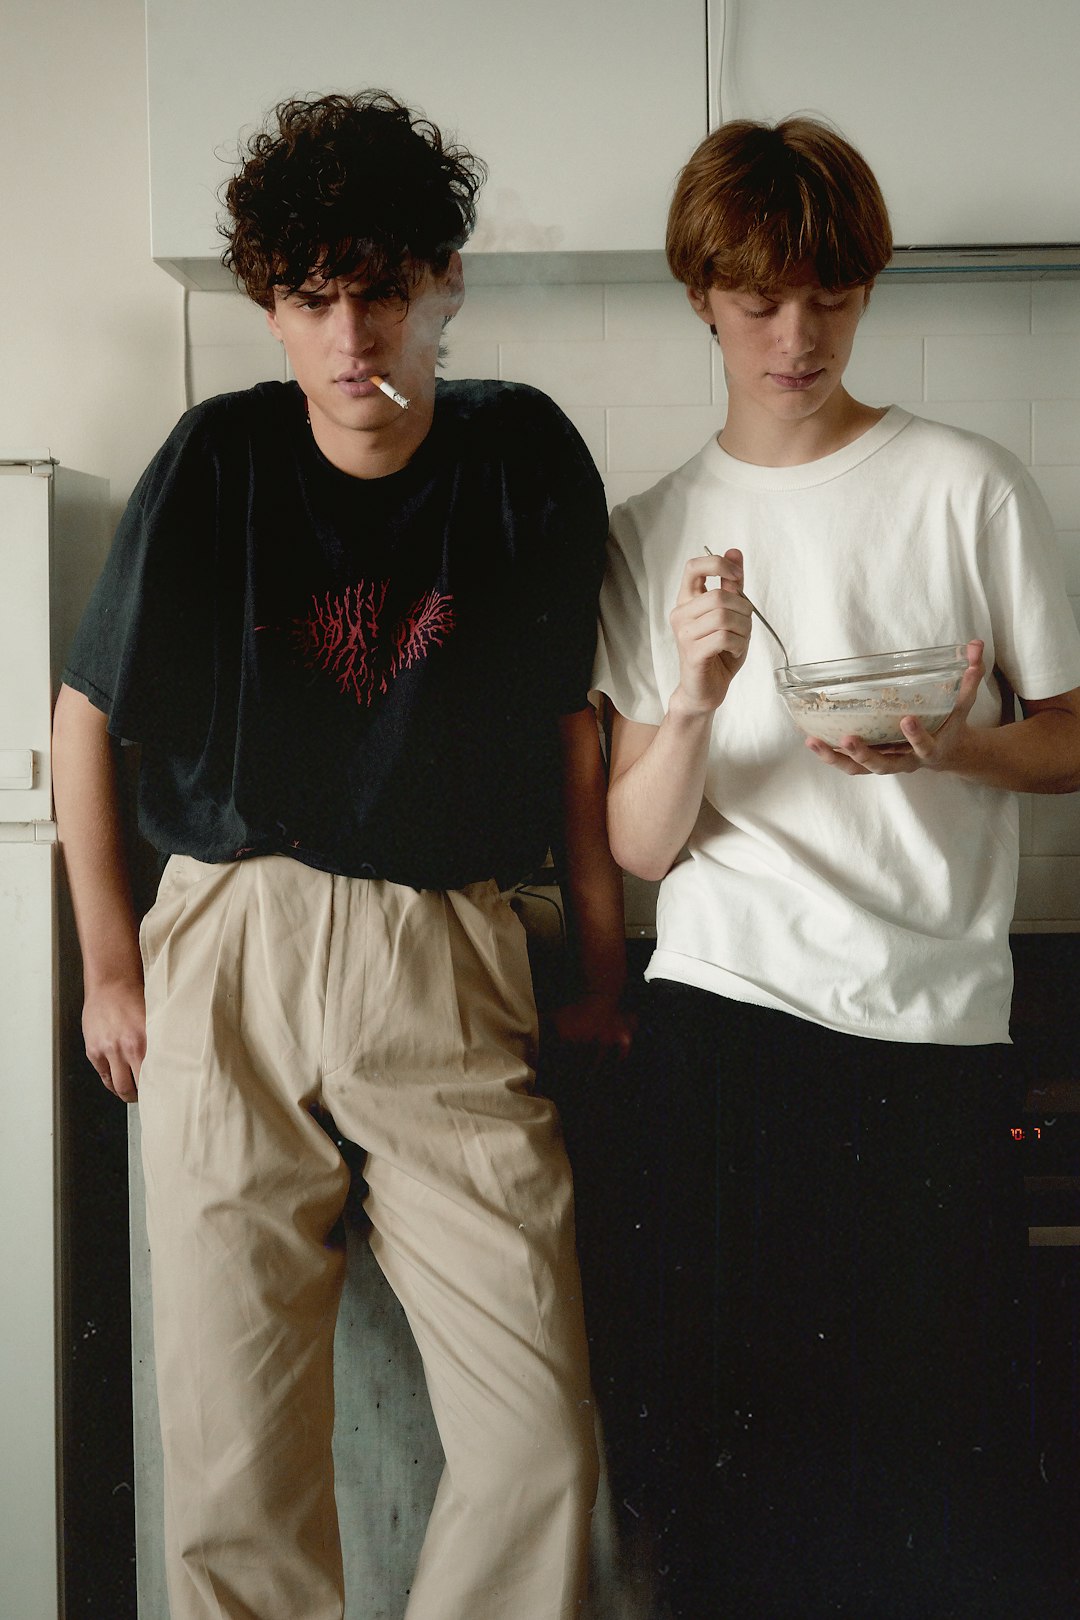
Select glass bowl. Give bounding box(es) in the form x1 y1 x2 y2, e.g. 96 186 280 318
774 644 969 747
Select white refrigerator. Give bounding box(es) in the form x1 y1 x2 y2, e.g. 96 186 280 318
0 455 110 1620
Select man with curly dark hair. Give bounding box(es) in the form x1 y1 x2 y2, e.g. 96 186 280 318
53 89 629 1620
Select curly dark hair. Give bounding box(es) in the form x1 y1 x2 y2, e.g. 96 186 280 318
221 90 486 308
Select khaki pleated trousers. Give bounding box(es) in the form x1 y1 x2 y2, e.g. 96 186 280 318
138 854 597 1620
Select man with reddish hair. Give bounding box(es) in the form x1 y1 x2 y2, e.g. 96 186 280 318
589 116 1080 1615
53 89 629 1620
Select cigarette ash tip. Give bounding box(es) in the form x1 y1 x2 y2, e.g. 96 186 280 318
370 374 410 411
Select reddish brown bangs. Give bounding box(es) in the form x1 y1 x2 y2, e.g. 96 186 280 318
667 118 892 295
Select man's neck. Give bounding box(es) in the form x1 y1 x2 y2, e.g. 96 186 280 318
718 390 887 469
307 395 436 479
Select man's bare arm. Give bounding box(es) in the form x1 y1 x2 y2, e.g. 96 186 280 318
552 706 633 1054
605 547 750 881
52 684 145 1102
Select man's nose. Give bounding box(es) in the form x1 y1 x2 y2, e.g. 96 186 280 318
333 300 376 354
775 304 815 356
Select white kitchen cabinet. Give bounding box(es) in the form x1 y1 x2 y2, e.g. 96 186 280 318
146 0 707 288
709 0 1080 247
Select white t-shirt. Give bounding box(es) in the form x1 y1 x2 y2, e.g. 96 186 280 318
594 407 1080 1045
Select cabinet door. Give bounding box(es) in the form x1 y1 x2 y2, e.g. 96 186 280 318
709 0 1080 245
148 0 707 278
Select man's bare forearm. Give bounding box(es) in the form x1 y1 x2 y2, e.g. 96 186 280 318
52 685 145 1100
52 684 141 987
606 702 715 882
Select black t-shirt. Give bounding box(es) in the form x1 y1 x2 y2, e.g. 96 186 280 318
64 378 608 888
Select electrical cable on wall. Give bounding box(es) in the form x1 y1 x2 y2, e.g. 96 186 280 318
712 0 728 125
512 884 567 948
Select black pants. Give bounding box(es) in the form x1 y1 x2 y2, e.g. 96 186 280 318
557 982 1057 1619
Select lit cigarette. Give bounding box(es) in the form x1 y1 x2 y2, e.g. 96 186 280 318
370 374 409 410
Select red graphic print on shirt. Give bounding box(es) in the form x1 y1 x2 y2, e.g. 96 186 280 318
291 580 455 706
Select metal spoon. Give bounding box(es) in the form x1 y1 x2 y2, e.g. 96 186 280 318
704 546 791 666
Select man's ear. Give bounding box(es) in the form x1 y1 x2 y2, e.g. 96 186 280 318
442 251 465 320
687 285 713 328
687 286 719 338
265 304 283 342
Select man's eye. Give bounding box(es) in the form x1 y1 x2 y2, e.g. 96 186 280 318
744 306 774 319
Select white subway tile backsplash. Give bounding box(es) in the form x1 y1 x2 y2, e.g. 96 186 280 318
1033 401 1080 465
1013 856 1080 923
453 283 603 342
561 407 606 471
499 339 710 408
1032 282 1080 334
864 282 1031 336
1030 794 1080 856
605 281 696 340
1054 532 1080 594
926 335 1080 401
440 338 500 383
608 405 719 472
603 470 671 508
190 343 286 404
842 336 924 405
1029 466 1080 531
896 401 1031 464
1017 793 1034 856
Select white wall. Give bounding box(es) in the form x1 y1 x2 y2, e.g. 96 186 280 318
0 0 181 518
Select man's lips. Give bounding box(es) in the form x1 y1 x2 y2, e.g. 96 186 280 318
334 373 381 396
769 369 824 391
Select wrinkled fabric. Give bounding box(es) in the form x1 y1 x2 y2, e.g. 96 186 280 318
139 854 597 1620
